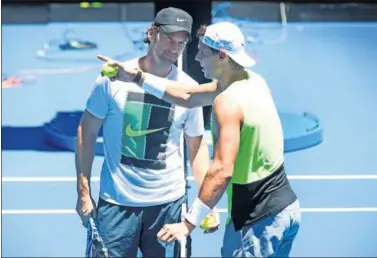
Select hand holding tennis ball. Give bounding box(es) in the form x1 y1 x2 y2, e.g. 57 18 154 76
98 55 138 83
101 63 119 78
200 210 220 233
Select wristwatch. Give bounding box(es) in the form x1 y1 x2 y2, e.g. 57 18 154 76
133 70 143 84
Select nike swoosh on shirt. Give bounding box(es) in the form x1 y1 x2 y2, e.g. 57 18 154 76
125 124 166 137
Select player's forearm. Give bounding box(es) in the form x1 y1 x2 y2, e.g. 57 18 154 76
197 161 233 209
75 126 96 199
190 141 211 187
137 72 215 108
183 161 232 227
162 86 195 108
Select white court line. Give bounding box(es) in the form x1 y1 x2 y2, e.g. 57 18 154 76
216 207 377 213
3 210 77 214
2 177 100 182
3 207 377 214
3 174 377 182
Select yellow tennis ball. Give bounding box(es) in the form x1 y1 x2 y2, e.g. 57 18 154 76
200 212 219 230
102 63 118 78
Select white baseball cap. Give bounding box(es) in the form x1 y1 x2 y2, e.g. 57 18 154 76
199 21 256 67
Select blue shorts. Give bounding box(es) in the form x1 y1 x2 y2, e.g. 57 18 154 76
221 199 301 257
95 196 187 257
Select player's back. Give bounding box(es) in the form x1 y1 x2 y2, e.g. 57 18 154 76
219 69 284 178
217 70 296 230
234 70 283 176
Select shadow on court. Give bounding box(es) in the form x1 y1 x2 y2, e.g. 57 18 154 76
2 126 63 152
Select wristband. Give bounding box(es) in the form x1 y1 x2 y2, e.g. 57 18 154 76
184 198 212 227
141 73 168 99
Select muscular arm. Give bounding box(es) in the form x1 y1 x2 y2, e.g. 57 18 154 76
75 111 103 199
97 55 218 108
194 94 242 209
157 95 242 240
139 72 219 108
185 134 211 187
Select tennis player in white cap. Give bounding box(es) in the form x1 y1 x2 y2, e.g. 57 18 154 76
97 21 301 257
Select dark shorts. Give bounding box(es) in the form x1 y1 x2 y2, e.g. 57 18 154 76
95 196 187 257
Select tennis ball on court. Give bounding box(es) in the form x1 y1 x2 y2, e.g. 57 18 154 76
200 211 220 230
102 63 118 78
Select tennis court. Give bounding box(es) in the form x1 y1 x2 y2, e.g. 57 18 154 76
2 11 377 257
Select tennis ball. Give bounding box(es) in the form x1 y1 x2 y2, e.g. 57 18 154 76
200 212 219 230
102 63 118 78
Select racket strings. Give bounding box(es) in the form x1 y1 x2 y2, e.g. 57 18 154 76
86 218 109 258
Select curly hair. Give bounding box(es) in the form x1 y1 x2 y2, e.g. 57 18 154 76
143 24 160 45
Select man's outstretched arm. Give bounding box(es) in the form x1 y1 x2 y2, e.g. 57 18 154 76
97 55 218 108
140 73 218 108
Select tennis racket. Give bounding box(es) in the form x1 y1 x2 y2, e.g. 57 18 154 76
85 215 109 257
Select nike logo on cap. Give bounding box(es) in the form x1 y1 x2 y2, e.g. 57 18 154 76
177 18 187 22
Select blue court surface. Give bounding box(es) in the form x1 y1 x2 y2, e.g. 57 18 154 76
2 18 377 257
